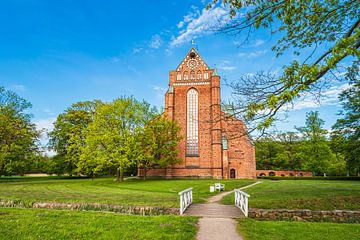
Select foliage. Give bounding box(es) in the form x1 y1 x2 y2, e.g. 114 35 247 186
134 115 182 179
296 111 336 174
0 86 40 176
207 0 360 133
331 61 360 175
48 100 101 175
0 208 198 240
79 97 154 181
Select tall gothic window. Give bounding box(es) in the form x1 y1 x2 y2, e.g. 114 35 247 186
190 71 195 80
184 71 188 80
177 72 181 80
187 88 199 155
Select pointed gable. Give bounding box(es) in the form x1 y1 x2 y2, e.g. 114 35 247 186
173 48 212 82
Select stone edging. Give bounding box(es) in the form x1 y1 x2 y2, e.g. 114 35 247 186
249 208 360 223
0 200 178 216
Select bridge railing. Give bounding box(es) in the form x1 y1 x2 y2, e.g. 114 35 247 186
178 188 193 215
234 189 250 217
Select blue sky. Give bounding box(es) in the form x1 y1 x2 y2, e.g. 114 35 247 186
0 0 347 144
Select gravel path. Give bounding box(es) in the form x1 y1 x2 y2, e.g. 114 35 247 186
196 217 243 240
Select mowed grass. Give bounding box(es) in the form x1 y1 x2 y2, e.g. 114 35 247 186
222 180 360 210
0 207 198 240
0 177 254 207
238 218 360 240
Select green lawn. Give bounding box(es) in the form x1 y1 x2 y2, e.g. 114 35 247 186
0 207 197 240
238 218 360 240
0 176 254 208
222 180 360 210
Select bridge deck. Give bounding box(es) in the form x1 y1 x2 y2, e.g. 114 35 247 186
184 203 244 218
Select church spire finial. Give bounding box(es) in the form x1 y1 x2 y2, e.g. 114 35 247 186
191 39 197 50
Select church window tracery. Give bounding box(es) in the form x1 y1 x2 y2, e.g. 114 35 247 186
187 88 199 155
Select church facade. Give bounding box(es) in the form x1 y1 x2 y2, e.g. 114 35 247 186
138 48 256 179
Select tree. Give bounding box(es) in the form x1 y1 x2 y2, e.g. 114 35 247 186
79 97 152 182
331 61 360 175
296 111 335 174
134 115 182 180
207 0 360 134
0 86 40 176
48 100 101 175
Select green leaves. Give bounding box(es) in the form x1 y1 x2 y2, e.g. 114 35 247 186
209 0 360 134
0 87 40 176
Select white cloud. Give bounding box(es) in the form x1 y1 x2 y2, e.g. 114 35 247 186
170 6 230 47
218 60 237 71
148 34 163 49
34 118 56 156
238 50 268 58
289 83 350 110
8 84 26 92
253 39 265 47
132 47 143 54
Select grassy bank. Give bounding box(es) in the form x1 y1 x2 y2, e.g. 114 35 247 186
0 207 197 240
0 176 254 208
238 218 360 240
222 180 360 210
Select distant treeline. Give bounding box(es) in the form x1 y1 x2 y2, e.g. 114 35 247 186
255 111 359 176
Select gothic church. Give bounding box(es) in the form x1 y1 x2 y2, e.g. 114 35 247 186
139 48 256 179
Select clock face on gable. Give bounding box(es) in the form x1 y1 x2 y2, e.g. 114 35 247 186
187 59 198 69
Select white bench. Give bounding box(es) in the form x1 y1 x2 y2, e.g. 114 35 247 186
214 183 225 191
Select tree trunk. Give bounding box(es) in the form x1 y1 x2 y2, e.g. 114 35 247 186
144 165 147 180
119 168 124 182
116 169 120 182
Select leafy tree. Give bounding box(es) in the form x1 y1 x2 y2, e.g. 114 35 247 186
0 87 40 176
207 0 360 133
48 100 101 175
134 115 182 180
255 132 302 170
79 97 152 182
331 61 360 175
296 111 335 174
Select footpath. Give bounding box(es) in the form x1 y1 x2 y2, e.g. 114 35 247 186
184 181 262 240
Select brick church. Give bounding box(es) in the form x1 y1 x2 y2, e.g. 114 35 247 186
139 47 256 179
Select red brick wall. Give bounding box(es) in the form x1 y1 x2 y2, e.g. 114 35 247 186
256 170 313 177
138 48 256 179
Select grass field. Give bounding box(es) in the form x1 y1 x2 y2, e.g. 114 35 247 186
238 218 360 240
0 207 197 240
222 180 360 210
0 176 254 207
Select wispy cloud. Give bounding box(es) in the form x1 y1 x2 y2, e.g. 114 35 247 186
238 50 268 58
8 84 26 92
148 34 163 49
170 6 229 47
132 47 143 54
253 39 265 47
218 60 237 71
34 118 57 156
290 83 350 110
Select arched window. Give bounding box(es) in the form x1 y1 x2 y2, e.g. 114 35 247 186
190 71 195 80
222 136 228 150
177 72 181 80
269 171 275 176
204 72 209 79
197 71 202 79
184 71 188 80
187 89 199 155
